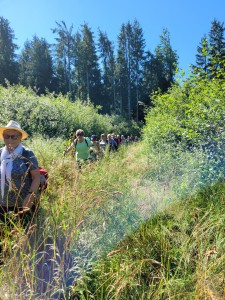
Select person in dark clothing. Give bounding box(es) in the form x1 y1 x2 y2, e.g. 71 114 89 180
0 120 40 225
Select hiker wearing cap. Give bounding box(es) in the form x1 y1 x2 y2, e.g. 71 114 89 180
0 120 40 224
90 135 104 161
64 129 92 166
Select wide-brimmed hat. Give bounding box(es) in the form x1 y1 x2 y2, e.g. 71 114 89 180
0 120 28 140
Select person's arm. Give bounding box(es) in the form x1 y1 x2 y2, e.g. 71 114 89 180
64 141 75 155
23 168 40 209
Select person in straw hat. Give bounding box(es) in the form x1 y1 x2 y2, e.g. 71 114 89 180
0 120 40 224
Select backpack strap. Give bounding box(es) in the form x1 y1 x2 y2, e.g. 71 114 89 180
74 137 89 149
21 148 33 168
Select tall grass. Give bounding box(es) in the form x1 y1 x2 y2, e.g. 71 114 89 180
71 142 225 300
0 138 144 299
0 137 224 299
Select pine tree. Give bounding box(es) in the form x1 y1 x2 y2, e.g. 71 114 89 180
131 19 145 121
193 19 225 79
116 23 129 117
18 36 54 94
116 20 146 120
154 28 178 92
208 19 225 78
142 50 160 105
98 30 116 113
52 21 75 97
74 23 102 106
0 17 18 85
193 35 210 75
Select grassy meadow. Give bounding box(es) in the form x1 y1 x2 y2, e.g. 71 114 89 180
0 135 224 300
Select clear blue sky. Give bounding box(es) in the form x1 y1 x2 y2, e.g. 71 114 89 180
1 0 225 75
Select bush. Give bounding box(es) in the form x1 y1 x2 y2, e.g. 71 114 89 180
0 84 141 139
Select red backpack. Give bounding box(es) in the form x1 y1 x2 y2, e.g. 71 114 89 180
39 167 48 191
22 148 48 192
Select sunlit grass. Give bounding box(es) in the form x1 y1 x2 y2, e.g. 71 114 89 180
0 137 224 299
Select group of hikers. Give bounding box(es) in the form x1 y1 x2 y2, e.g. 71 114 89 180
64 129 138 164
0 120 138 234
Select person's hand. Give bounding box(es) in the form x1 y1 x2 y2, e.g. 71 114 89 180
23 194 35 210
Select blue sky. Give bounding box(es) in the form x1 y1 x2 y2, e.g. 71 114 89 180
1 0 225 75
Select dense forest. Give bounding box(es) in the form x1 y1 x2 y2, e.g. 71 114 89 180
0 16 225 300
1 17 225 121
0 17 179 121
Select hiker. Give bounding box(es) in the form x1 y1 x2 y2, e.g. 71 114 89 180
90 135 104 161
106 134 117 151
99 133 108 152
115 134 122 147
0 120 40 224
64 129 92 166
121 135 127 144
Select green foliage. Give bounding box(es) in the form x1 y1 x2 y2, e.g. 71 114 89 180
0 85 140 139
0 17 18 85
192 19 225 79
143 77 225 185
18 36 54 94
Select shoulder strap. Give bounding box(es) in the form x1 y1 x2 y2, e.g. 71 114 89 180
21 147 32 167
85 137 89 147
22 147 30 159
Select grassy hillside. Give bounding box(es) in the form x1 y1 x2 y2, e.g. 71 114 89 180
0 136 224 300
0 77 224 299
71 143 225 300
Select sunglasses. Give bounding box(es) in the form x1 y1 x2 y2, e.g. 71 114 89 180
77 133 84 137
3 134 20 140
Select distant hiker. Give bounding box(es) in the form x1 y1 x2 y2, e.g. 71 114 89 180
107 134 117 151
90 135 104 161
115 134 122 147
99 133 108 152
121 135 127 144
0 120 40 225
64 129 92 166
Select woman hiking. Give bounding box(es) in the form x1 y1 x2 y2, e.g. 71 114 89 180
64 129 92 167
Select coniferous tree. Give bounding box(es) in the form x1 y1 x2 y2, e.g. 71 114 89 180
98 30 116 113
131 19 146 121
193 35 210 75
142 50 160 104
74 24 102 106
208 19 225 78
0 17 18 85
193 19 225 79
154 28 178 92
52 21 75 97
18 36 54 94
116 20 146 120
116 23 129 117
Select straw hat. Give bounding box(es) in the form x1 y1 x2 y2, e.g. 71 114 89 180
0 120 28 140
